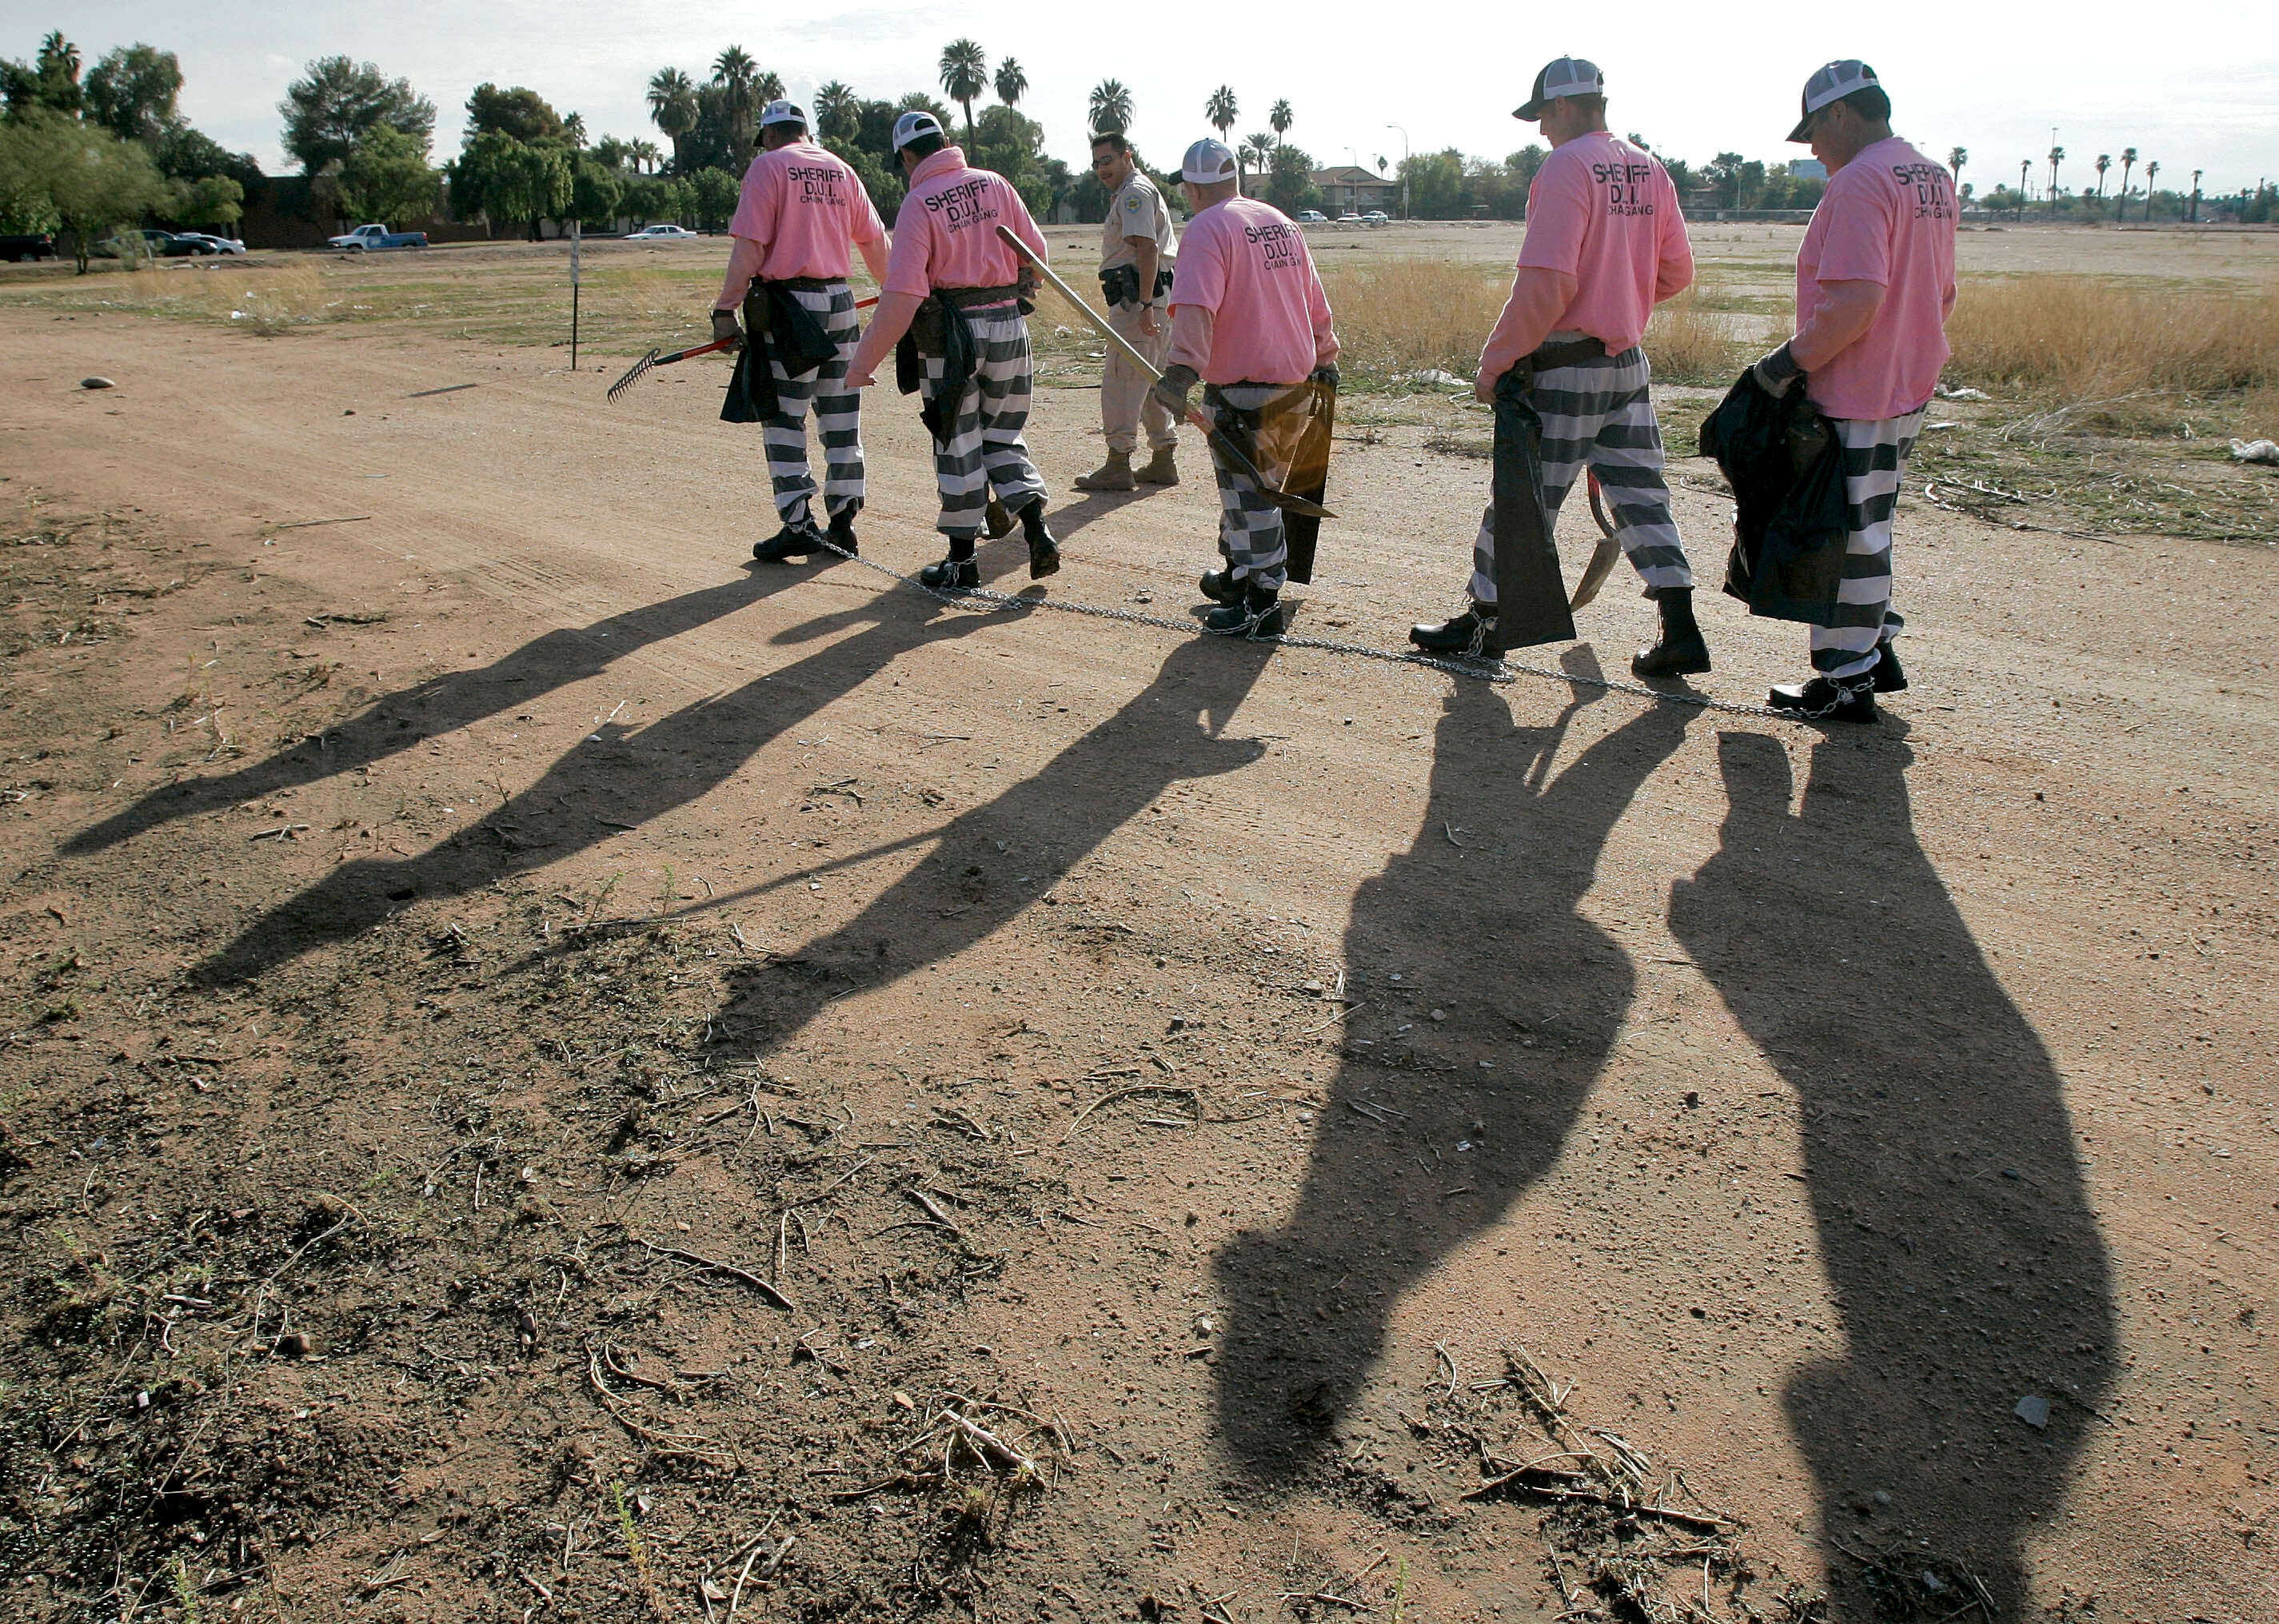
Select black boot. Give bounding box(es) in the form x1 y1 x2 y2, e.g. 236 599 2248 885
824 509 860 557
1016 498 1060 579
1768 673 1878 722
921 537 979 592
1199 567 1242 605
1409 602 1501 658
752 517 826 563
1203 582 1284 637
1871 638 1906 692
1631 586 1711 677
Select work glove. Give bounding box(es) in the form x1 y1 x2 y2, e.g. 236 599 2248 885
711 308 744 350
1308 363 1340 389
1751 341 1802 398
1151 362 1199 417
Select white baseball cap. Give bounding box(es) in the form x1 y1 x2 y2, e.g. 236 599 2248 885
892 109 946 150
1179 138 1237 185
758 99 808 130
1514 57 1602 120
1788 60 1880 142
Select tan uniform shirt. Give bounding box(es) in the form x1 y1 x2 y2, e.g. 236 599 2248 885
1100 171 1176 276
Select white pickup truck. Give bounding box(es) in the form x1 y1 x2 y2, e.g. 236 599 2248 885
327 223 429 252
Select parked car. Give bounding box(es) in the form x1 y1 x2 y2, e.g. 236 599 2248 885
0 232 57 261
94 229 213 259
629 224 696 239
1294 209 1328 225
1361 210 1390 225
1335 212 1363 225
327 223 429 252
173 233 246 255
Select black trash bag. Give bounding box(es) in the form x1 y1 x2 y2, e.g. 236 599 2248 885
1698 369 1851 627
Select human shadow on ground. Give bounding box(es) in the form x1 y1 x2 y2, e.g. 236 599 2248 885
1667 730 2114 1610
66 565 813 856
1211 664 1693 1472
705 630 1278 1066
190 565 1014 986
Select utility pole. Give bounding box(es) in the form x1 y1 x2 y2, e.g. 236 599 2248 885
1386 124 1410 220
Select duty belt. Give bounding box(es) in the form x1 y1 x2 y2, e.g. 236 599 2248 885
761 275 839 293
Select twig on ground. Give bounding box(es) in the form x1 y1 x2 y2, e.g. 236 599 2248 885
1064 1083 1199 1139
637 1239 796 1311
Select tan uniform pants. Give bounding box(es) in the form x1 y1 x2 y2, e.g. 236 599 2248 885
1101 299 1176 455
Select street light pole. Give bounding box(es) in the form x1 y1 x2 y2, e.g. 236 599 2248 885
1386 124 1410 219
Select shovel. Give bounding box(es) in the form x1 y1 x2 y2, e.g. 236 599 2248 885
992 224 1335 521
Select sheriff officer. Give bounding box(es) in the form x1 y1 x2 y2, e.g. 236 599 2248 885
1073 132 1181 492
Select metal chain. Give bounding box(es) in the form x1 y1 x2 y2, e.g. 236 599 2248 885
808 538 1794 722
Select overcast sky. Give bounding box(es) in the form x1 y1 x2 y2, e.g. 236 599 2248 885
9 2 2277 198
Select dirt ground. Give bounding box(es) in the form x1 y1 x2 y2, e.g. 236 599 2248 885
0 233 2273 1624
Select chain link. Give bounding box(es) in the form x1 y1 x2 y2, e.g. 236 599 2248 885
808 538 1794 722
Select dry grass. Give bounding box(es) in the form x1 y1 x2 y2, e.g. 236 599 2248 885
1643 290 1750 384
1947 275 2279 405
1317 257 1509 382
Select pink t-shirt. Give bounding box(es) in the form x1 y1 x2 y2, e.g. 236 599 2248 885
1166 197 1335 386
881 146 1047 300
727 140 885 281
1798 136 1958 421
1504 132 1690 360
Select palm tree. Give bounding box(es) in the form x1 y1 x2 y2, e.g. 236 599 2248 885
1239 133 1275 187
815 81 859 143
939 38 987 141
1206 86 1239 142
629 139 661 174
1088 78 1132 136
2142 160 2159 221
2046 145 2064 213
2117 146 2137 221
756 70 784 104
995 58 1027 107
712 47 760 164
1270 99 1294 144
647 68 699 173
1948 146 1967 188
2093 153 2110 196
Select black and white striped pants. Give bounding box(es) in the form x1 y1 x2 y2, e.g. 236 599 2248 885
1469 345 1693 605
918 306 1047 540
1206 382 1290 593
761 282 864 527
1810 407 1924 680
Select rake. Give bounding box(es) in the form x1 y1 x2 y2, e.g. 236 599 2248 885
608 294 880 403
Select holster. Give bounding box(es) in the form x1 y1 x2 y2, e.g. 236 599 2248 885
1491 364 1579 648
1100 265 1141 309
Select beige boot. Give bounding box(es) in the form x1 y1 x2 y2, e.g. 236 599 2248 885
1135 445 1179 485
1073 449 1136 492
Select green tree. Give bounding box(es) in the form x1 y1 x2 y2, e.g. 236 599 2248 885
1205 86 1238 142
1399 149 1467 217
815 81 859 142
1088 79 1132 136
2117 146 2137 220
994 58 1026 107
1265 142 1317 214
336 126 439 225
1269 99 1293 143
281 57 435 175
1949 146 1966 189
1237 133 1274 188
0 118 62 233
467 83 565 145
646 68 698 172
84 44 182 144
572 157 624 227
173 173 244 231
939 38 988 141
12 115 169 270
450 131 571 239
689 166 739 229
